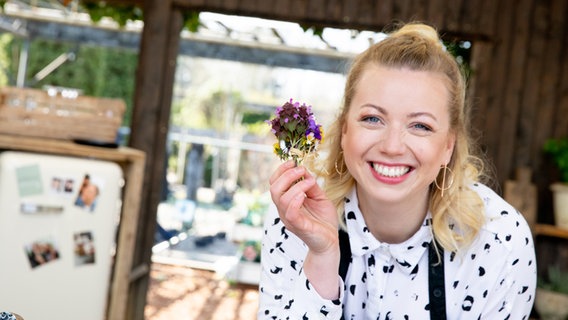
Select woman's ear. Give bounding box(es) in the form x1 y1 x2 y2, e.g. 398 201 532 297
340 120 348 151
445 132 456 164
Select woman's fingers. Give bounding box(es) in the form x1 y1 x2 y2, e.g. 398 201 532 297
268 160 295 185
269 164 310 216
268 162 338 252
269 163 306 202
269 164 340 292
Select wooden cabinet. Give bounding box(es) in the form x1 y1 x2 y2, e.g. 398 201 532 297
0 134 145 320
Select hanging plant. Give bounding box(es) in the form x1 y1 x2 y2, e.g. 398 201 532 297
80 2 200 31
82 2 143 27
543 138 568 183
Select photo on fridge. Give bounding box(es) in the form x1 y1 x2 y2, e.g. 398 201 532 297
50 176 76 196
74 174 105 212
73 231 96 266
24 236 60 269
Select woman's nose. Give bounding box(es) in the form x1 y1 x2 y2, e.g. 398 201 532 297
379 127 406 155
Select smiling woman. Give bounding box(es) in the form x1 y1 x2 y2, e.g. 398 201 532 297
260 22 536 320
340 65 455 227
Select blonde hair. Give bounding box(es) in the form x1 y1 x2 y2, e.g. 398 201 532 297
319 22 489 253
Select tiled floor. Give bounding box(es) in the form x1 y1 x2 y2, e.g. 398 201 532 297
145 263 259 320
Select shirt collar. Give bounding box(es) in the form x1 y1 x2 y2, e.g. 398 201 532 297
342 188 434 275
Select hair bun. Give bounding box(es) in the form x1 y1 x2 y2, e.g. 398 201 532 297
392 23 443 48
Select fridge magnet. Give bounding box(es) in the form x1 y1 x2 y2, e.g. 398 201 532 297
15 164 43 197
24 236 60 269
49 176 75 196
63 178 75 193
50 177 63 193
74 174 104 212
73 231 96 266
20 202 64 214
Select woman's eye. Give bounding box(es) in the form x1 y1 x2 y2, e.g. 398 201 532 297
362 116 381 123
412 123 432 131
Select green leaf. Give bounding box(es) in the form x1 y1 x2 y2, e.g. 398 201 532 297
183 11 201 33
544 138 568 182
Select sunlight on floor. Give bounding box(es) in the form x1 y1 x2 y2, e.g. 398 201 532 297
145 263 259 320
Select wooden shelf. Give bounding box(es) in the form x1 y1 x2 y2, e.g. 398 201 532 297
534 224 568 239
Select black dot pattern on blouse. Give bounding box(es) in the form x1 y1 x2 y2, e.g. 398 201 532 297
257 183 536 319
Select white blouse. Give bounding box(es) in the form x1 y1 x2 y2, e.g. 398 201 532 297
258 183 536 319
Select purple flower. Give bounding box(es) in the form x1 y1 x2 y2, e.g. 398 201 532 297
267 99 324 163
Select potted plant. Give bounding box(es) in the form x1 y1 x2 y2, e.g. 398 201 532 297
226 240 262 285
543 138 568 229
535 265 568 320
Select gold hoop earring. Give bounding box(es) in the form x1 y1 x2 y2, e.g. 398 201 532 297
434 165 454 198
335 151 348 177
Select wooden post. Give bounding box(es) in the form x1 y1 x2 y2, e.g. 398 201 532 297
127 0 184 319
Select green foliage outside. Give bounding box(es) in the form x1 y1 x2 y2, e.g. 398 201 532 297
171 88 271 135
81 2 201 32
200 90 245 132
82 2 143 27
170 96 208 130
0 34 11 86
538 265 568 294
2 37 137 126
242 115 272 136
445 40 472 80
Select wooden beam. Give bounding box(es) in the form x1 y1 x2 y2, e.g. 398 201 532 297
126 0 183 319
179 37 351 73
168 0 493 39
83 0 144 5
80 0 496 40
0 14 350 73
22 18 140 48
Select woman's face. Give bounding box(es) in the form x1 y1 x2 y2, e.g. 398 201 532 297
341 64 455 206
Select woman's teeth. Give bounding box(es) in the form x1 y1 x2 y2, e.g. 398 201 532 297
372 164 410 177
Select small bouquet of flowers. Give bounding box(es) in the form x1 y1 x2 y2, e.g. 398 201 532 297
267 99 324 165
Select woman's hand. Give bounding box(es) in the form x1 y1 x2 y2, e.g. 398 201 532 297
269 161 341 299
269 161 339 253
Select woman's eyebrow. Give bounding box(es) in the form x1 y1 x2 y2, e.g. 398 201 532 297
408 111 438 123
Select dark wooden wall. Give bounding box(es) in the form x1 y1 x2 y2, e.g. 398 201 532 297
467 0 568 221
95 0 568 318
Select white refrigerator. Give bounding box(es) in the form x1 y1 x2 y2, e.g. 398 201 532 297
0 151 123 320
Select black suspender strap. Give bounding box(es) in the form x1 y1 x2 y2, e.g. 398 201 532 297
337 230 447 320
428 240 447 320
338 229 351 282
338 229 351 320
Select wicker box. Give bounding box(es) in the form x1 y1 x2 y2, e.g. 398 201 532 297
0 86 125 143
